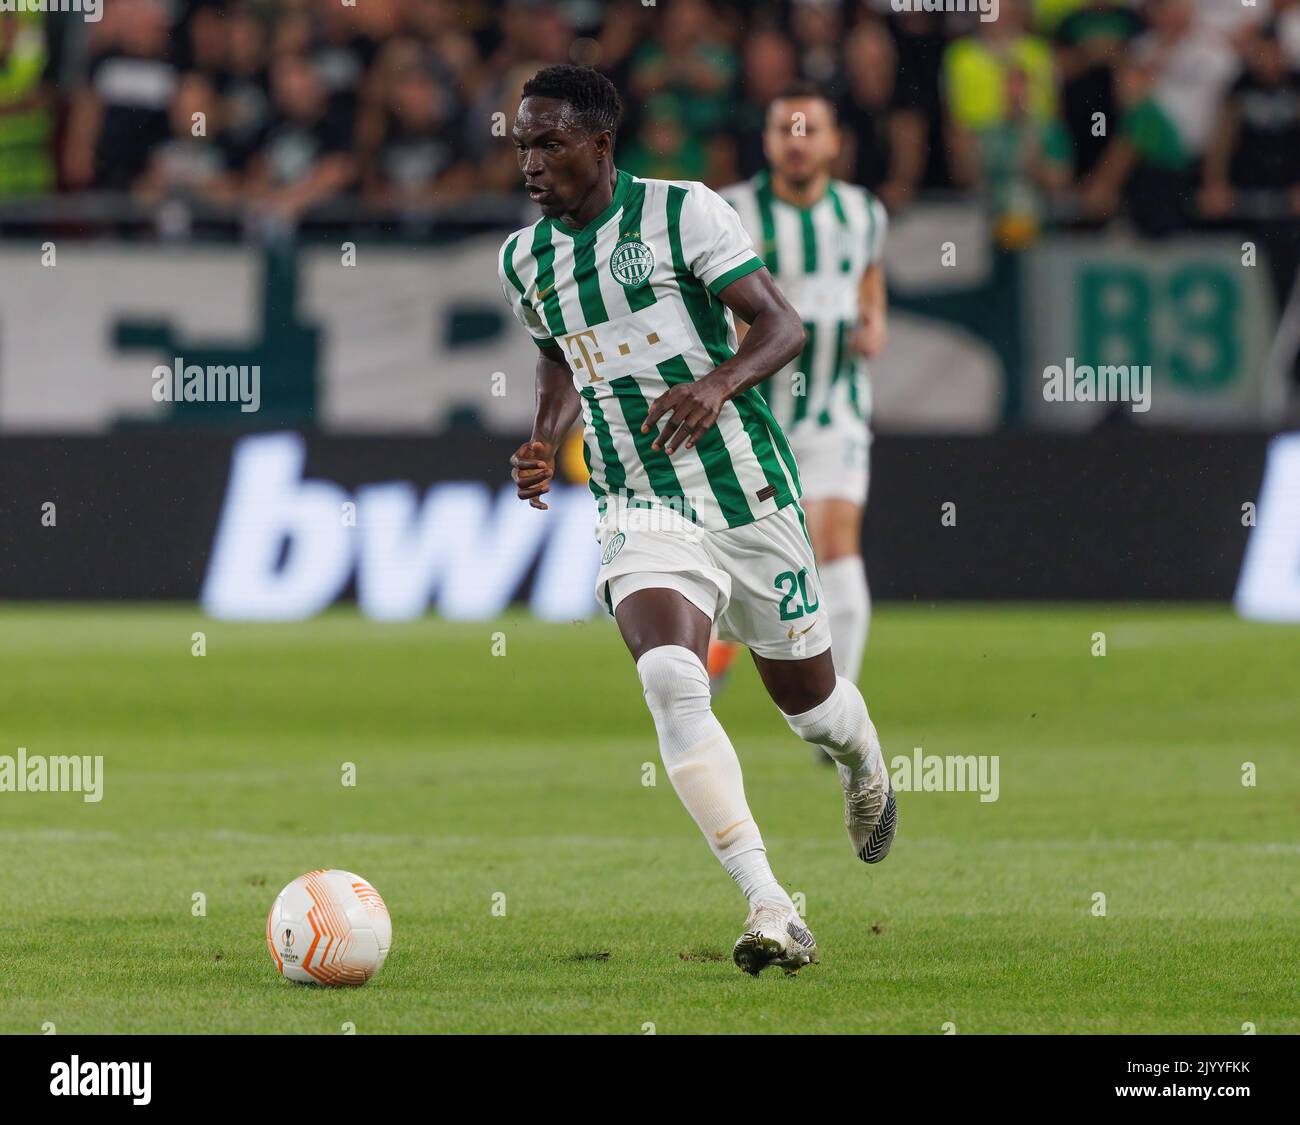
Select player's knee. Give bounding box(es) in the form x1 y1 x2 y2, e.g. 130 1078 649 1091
784 675 875 751
636 645 710 719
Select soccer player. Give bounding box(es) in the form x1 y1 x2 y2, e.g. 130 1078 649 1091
709 82 888 695
498 65 897 975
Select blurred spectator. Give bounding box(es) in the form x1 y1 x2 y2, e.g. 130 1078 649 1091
838 17 933 209
975 64 1073 248
1054 0 1144 179
64 0 177 190
1201 20 1300 335
587 0 646 100
243 54 355 226
217 6 273 173
620 93 711 183
309 0 382 136
1079 0 1238 233
133 72 237 209
178 3 229 81
790 0 846 94
885 7 956 193
472 61 535 195
1129 0 1239 157
617 0 736 183
484 0 572 77
626 0 736 144
0 10 54 198
467 0 571 185
402 0 483 97
4 0 1295 246
1201 21 1300 215
943 0 1060 189
361 56 473 209
724 25 799 182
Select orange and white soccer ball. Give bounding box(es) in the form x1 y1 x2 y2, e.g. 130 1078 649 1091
266 869 392 986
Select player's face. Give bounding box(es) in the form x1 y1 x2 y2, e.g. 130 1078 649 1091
512 96 603 219
763 97 839 187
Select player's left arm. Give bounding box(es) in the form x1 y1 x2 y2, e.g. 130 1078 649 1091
643 183 804 455
644 268 803 455
852 263 888 358
852 195 889 359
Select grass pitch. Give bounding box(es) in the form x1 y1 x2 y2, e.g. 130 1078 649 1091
0 604 1296 1034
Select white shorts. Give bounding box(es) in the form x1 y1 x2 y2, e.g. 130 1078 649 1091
595 503 831 661
788 419 870 505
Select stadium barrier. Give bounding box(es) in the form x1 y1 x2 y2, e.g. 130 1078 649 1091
4 429 1296 618
0 218 1284 435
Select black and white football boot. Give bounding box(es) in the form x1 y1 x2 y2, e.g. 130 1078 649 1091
732 901 820 976
842 754 898 864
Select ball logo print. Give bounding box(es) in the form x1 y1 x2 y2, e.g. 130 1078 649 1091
609 238 654 288
266 869 392 986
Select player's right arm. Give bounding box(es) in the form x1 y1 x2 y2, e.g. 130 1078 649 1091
510 343 581 510
499 234 581 509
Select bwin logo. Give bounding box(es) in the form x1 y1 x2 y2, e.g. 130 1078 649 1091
201 433 601 623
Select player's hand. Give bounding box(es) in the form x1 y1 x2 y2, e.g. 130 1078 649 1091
642 376 728 455
510 439 556 509
851 316 887 358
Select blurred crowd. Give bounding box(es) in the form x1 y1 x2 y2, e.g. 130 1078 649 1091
2 0 1300 242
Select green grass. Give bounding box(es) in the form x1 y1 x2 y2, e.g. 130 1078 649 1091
0 604 1296 1034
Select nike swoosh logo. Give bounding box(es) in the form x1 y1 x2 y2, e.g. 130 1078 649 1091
537 282 555 299
787 623 815 640
714 818 748 841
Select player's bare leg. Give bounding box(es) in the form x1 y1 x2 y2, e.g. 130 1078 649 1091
615 587 817 974
753 647 898 864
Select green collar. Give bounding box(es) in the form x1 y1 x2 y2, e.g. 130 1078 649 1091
548 169 632 239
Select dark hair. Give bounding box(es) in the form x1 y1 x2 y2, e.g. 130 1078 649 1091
521 64 623 138
769 80 838 124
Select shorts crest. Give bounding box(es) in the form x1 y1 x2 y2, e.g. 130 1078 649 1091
601 531 627 565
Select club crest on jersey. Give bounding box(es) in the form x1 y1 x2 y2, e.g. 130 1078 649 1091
609 238 654 288
601 531 626 565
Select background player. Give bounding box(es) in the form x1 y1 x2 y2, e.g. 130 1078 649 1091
710 83 888 697
500 65 897 975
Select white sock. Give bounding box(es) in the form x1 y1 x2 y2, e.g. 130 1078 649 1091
637 645 793 910
820 555 870 683
782 676 882 786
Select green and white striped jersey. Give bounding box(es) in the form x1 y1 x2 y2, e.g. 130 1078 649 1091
498 169 802 531
720 173 887 435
